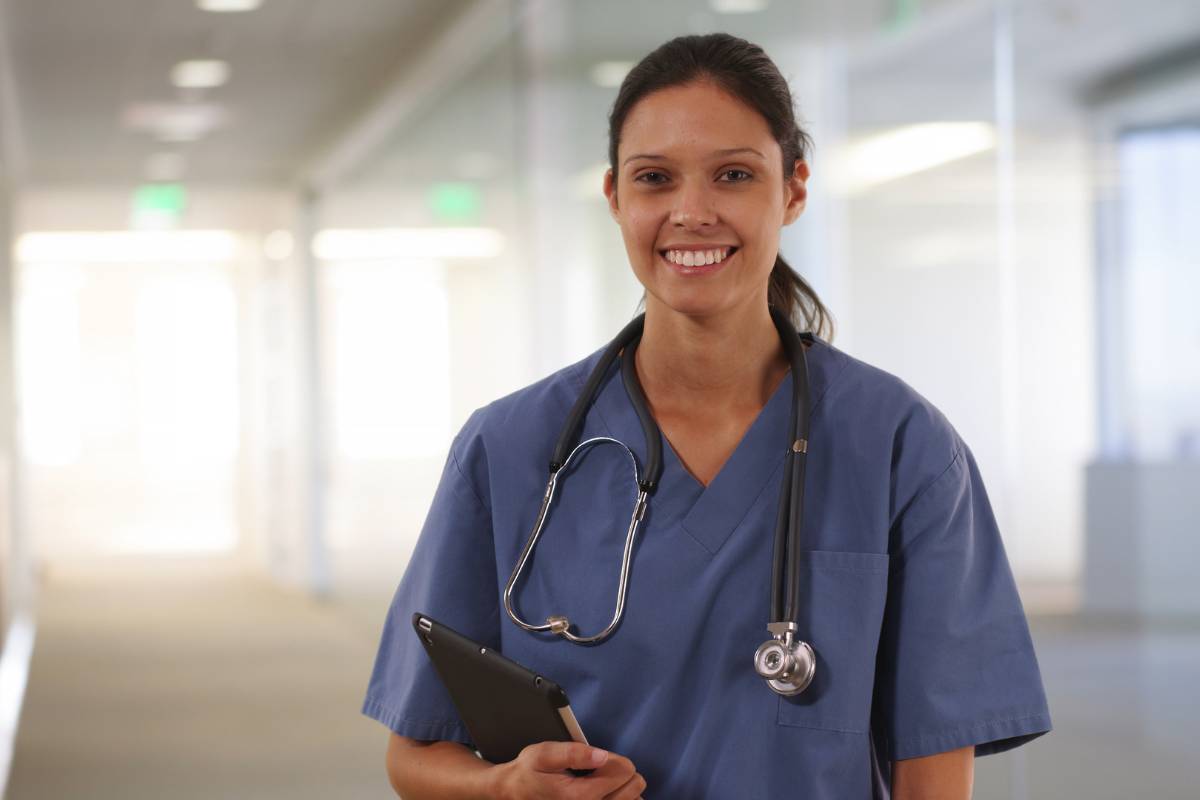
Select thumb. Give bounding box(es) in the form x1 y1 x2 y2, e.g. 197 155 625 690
525 741 609 773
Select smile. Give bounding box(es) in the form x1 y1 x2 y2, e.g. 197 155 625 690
658 246 738 275
661 246 735 266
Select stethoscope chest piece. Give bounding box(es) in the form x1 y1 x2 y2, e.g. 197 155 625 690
754 621 816 697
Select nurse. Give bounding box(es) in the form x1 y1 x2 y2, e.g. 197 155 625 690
363 32 1052 800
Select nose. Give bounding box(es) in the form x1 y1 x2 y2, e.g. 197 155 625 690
668 180 717 229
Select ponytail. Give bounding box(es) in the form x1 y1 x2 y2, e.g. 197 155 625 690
768 255 834 340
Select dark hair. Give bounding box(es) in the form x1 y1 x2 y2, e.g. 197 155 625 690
606 33 834 340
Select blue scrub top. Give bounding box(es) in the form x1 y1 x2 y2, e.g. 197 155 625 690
362 333 1052 799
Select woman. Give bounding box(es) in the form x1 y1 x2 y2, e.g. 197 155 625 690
363 33 1052 799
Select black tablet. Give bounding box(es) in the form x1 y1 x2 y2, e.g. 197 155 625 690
411 613 591 769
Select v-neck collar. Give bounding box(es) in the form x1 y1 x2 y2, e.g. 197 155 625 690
574 332 843 556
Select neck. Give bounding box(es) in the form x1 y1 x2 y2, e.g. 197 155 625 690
634 297 789 413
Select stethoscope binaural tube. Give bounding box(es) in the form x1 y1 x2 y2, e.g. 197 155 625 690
753 306 816 697
503 315 662 644
548 314 662 490
503 308 817 696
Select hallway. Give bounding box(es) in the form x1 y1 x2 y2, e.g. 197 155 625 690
7 561 394 799
6 562 1199 798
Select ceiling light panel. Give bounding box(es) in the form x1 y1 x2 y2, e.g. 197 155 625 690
590 61 634 88
171 60 231 89
710 0 770 13
197 0 263 12
122 103 229 142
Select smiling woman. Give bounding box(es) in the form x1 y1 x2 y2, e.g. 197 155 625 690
603 50 829 339
605 80 798 321
363 33 1051 800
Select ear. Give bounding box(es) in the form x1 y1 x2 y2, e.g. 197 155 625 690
782 159 809 226
603 168 620 221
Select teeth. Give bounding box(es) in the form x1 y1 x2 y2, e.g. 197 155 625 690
665 247 732 266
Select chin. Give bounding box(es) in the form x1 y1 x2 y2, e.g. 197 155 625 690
645 285 739 321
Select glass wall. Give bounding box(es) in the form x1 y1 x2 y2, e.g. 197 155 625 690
1113 125 1200 461
319 0 1101 588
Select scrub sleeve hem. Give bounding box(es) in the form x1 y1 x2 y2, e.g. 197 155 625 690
881 709 1052 761
361 696 474 746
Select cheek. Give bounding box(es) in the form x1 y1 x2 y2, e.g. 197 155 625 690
619 216 661 267
624 208 659 243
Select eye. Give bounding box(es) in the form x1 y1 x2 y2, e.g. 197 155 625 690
719 168 753 182
634 171 668 185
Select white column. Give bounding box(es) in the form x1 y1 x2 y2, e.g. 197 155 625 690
297 190 331 597
516 0 586 373
993 0 1020 556
0 184 27 623
0 0 30 632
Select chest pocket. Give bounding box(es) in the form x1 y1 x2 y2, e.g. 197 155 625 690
775 549 891 734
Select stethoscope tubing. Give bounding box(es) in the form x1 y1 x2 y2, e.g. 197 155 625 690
506 307 812 650
770 305 813 625
503 435 649 644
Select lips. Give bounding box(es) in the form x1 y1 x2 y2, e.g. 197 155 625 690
657 246 738 275
658 246 738 263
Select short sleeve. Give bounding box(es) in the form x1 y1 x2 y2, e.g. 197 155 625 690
872 443 1053 762
360 427 500 745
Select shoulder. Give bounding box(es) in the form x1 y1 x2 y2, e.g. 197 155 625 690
447 344 607 501
820 339 962 451
815 338 968 521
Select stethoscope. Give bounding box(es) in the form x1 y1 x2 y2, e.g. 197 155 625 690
503 306 817 697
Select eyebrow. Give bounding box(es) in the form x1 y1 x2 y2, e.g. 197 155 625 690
622 147 767 166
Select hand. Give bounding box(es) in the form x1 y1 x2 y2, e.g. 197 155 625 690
487 741 647 799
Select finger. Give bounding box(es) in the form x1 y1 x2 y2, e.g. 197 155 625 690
586 752 635 778
524 740 611 773
602 772 648 800
568 760 638 798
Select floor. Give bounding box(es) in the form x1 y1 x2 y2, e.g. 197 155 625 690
5 562 1199 799
6 560 397 800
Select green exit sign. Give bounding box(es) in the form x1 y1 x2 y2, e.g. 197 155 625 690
132 183 186 229
428 182 481 223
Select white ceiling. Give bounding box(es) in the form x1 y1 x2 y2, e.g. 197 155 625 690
3 0 1200 188
2 0 466 184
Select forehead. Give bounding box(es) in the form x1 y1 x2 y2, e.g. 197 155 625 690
618 81 779 165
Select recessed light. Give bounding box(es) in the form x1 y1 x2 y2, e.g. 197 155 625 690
123 103 228 142
312 228 504 261
171 60 231 89
831 122 997 193
17 231 238 264
710 0 770 13
197 0 262 12
590 61 634 89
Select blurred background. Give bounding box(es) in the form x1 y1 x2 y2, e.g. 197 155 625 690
0 0 1196 797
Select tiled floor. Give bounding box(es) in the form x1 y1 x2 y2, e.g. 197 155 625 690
6 562 1198 798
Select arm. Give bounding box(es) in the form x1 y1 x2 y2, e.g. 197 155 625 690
891 745 974 800
385 734 493 799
